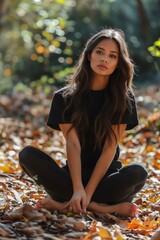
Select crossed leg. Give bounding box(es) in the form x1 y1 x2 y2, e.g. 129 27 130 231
19 146 147 217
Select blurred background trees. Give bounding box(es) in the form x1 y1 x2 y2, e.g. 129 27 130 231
0 0 159 94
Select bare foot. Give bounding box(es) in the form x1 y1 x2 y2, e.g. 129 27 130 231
35 198 66 212
113 202 137 216
88 202 137 217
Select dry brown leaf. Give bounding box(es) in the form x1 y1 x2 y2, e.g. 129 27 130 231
2 204 45 222
118 220 129 229
20 226 44 235
0 223 14 237
73 220 87 230
0 227 11 237
151 204 160 211
65 216 87 230
151 228 160 240
2 206 23 220
42 233 63 240
65 231 87 239
39 208 58 221
54 222 66 230
22 204 45 221
148 211 160 220
59 214 68 223
0 182 6 189
101 212 120 223
9 189 23 205
12 221 29 229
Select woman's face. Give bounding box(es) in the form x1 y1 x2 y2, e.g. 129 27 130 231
89 38 119 78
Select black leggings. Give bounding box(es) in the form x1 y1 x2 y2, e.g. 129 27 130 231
19 146 148 204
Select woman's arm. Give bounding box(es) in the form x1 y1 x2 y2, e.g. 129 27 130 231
59 124 82 190
85 124 127 203
59 124 86 212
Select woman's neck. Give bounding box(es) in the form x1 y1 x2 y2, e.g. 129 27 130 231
90 75 109 90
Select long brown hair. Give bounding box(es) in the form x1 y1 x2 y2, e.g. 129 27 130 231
63 28 134 149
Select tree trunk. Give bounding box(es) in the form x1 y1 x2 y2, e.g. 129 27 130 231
136 0 148 40
0 0 10 31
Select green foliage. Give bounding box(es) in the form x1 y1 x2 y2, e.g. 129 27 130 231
0 0 160 94
0 0 76 93
148 39 160 57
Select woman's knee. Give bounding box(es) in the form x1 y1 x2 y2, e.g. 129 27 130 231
132 164 148 180
120 163 148 182
19 145 37 165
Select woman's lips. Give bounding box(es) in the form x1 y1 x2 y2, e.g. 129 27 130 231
97 64 108 69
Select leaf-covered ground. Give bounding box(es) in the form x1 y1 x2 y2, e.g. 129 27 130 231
0 85 160 240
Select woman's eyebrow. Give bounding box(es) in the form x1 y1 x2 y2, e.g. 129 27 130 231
110 51 118 55
96 47 105 51
96 47 118 54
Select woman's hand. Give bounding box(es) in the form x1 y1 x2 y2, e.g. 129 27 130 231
65 187 87 213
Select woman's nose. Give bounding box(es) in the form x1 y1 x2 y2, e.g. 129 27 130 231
101 56 108 62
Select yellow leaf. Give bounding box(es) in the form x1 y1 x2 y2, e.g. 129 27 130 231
56 0 65 4
97 226 113 239
149 220 158 229
114 229 125 240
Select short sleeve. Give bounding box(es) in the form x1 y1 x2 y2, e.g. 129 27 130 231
47 89 72 130
121 92 139 130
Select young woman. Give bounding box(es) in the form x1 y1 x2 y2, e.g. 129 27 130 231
19 28 148 217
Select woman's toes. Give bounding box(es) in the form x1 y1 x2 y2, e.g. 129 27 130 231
35 199 45 210
130 203 138 216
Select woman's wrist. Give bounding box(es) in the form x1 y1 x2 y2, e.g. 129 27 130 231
85 186 94 200
73 182 84 191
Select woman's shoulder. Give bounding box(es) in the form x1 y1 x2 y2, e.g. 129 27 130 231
55 86 76 104
54 86 68 95
55 85 73 96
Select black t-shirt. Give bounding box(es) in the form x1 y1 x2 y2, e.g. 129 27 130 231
47 87 139 168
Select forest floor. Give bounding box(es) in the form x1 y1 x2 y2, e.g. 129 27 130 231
0 85 160 240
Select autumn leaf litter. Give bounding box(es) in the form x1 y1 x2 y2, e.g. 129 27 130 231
0 85 159 239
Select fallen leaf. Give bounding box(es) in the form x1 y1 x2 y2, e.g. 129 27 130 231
151 228 160 240
97 226 113 238
23 204 45 221
20 226 44 235
0 227 11 237
2 204 45 222
0 223 15 237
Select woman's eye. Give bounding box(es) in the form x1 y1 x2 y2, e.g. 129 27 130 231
96 50 103 55
110 54 117 59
